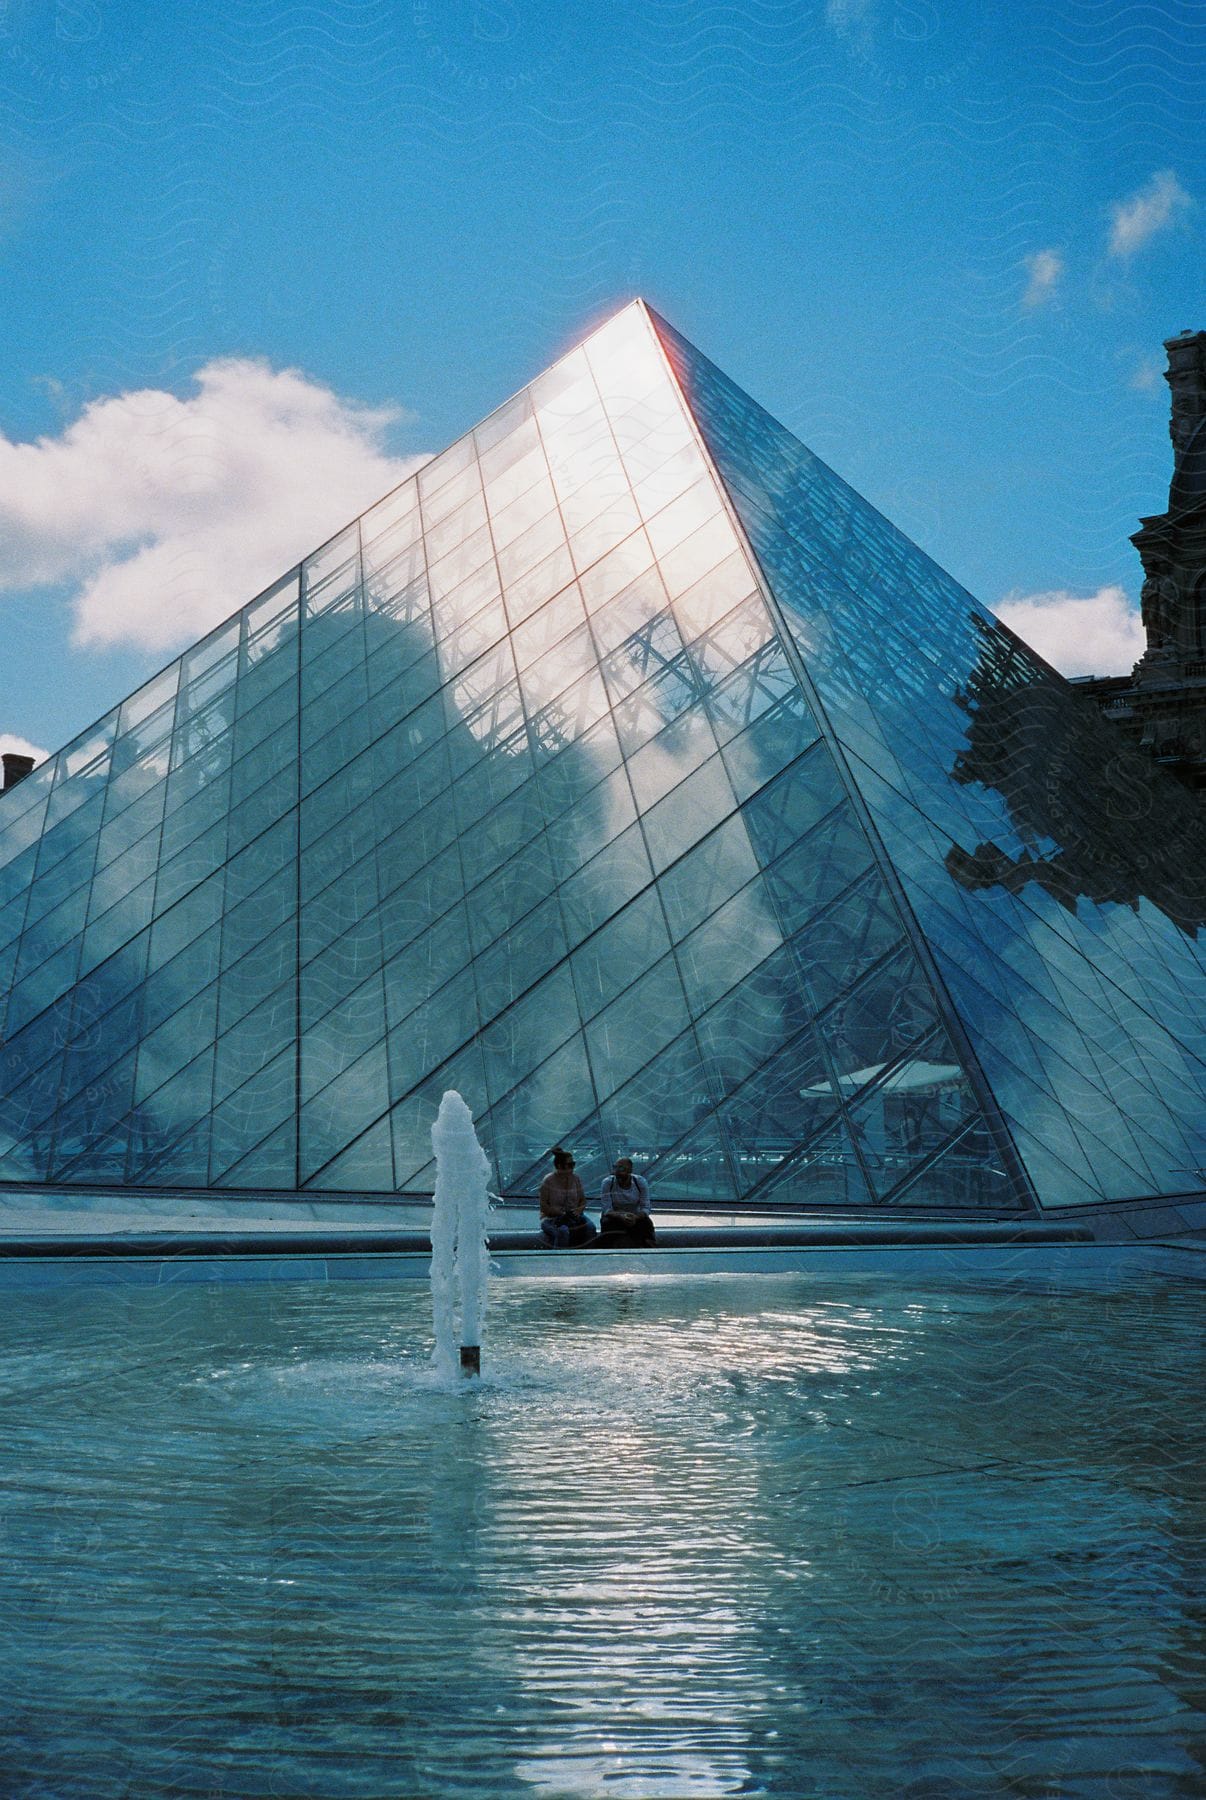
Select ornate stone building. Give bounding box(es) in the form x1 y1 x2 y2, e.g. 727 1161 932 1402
1074 329 1206 792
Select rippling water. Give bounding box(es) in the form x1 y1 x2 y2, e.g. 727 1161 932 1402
1 1269 1203 1798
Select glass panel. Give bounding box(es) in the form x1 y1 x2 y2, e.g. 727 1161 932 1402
596 1027 713 1176
136 1043 215 1150
558 822 653 944
518 623 598 716
848 1030 985 1199
128 1114 211 1187
458 784 546 891
591 568 674 660
567 495 642 573
216 1116 299 1190
473 895 567 1018
488 469 558 549
134 984 216 1104
630 441 710 520
299 1041 389 1180
818 946 942 1095
625 709 717 813
51 1049 137 1181
387 965 478 1105
216 989 295 1107
5 941 80 1038
677 880 784 1016
646 1110 739 1203
210 1048 294 1181
500 541 576 630
645 475 722 562
301 1113 392 1192
657 814 759 943
118 664 180 738
301 975 386 1103
762 801 874 934
477 398 537 471
58 987 141 1106
77 876 154 978
217 922 293 1036
0 756 56 848
556 765 637 876
479 965 578 1105
747 1115 874 1208
465 835 557 956
537 712 622 821
577 529 655 617
376 843 463 958
389 1039 489 1189
360 481 421 567
424 490 488 567
610 653 702 758
45 756 110 831
642 756 737 875
494 506 566 593
383 906 473 1035
585 955 691 1102
570 888 670 1021
791 870 906 1014
418 444 480 523
657 512 742 600
13 884 89 985
488 1034 597 1191
510 587 587 670
241 574 299 668
303 532 360 622
720 689 821 802
453 749 535 840
671 548 757 642
741 743 847 866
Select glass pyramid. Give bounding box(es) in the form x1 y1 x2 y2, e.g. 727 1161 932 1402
2 301 1204 1213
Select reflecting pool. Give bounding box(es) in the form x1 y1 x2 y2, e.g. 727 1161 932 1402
2 1269 1203 1798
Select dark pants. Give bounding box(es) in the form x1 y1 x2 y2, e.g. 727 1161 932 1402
541 1214 597 1248
599 1210 655 1247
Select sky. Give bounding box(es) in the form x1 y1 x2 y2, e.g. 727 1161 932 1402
1 0 1203 763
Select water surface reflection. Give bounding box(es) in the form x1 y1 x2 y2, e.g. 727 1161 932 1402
1 1271 1202 1798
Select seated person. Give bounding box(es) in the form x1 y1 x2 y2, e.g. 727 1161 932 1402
538 1147 597 1247
598 1158 655 1246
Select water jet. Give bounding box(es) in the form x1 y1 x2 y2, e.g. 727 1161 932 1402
429 1089 492 1378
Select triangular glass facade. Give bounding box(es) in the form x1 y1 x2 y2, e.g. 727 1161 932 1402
1 301 1203 1212
650 308 1206 1210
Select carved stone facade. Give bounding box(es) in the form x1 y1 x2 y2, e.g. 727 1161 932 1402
1074 329 1206 794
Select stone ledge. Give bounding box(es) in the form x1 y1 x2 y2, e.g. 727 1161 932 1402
0 1220 1094 1258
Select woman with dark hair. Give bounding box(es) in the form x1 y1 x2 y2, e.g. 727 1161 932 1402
538 1147 597 1247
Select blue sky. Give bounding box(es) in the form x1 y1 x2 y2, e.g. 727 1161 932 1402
1 0 1203 759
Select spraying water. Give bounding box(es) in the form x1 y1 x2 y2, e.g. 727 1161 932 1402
429 1090 493 1378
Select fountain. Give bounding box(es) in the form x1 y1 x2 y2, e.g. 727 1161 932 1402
429 1089 493 1378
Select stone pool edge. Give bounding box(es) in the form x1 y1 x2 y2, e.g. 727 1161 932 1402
0 1237 1201 1286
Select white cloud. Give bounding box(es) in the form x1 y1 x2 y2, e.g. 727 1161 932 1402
1022 248 1064 308
1128 355 1164 392
1107 170 1193 260
995 584 1145 677
0 360 427 654
825 0 874 37
0 732 49 767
